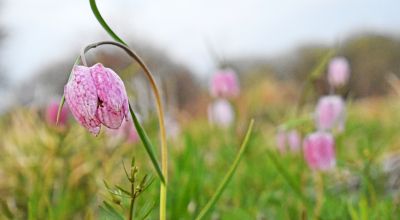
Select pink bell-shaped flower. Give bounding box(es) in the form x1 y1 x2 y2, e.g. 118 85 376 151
287 130 301 152
303 131 336 171
276 129 287 154
208 99 235 128
327 57 350 87
276 129 302 154
315 95 345 132
64 63 129 135
210 69 240 99
46 100 69 126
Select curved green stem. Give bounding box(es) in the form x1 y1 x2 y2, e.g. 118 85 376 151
295 49 334 115
89 0 127 46
88 1 169 219
195 119 255 220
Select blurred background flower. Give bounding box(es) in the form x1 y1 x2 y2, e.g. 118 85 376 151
45 99 69 127
327 56 350 88
315 95 346 132
210 69 240 99
208 99 234 128
303 131 336 171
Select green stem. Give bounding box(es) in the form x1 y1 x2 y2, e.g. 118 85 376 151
89 0 127 46
128 182 136 220
295 49 335 115
88 1 169 219
266 149 310 207
195 119 255 220
129 104 165 184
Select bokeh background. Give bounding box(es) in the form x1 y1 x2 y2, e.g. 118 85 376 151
0 0 400 219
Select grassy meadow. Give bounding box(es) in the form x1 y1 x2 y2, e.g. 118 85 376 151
0 77 399 220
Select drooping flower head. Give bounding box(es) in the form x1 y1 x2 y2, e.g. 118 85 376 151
46 100 69 126
327 57 350 87
64 63 129 135
208 99 235 128
315 95 346 132
303 131 336 171
210 68 240 99
276 129 287 154
276 129 302 154
287 130 301 152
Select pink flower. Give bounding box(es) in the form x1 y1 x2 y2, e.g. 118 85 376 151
328 57 350 87
276 129 287 154
46 100 69 126
208 99 234 127
64 63 129 135
303 131 336 171
276 129 302 153
210 69 240 99
288 130 301 152
106 118 139 143
315 95 345 132
165 115 180 140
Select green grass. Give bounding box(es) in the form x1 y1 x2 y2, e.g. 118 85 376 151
0 97 400 219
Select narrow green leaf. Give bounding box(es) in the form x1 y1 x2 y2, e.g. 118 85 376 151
103 180 112 190
89 0 127 46
139 201 156 220
195 119 255 220
129 103 165 184
131 157 136 168
265 149 310 207
56 95 65 125
100 201 124 220
121 161 132 182
141 175 155 193
115 185 131 197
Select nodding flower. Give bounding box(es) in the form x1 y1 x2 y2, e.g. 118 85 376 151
210 69 240 99
315 95 346 132
303 131 336 171
327 57 350 87
276 129 287 154
276 129 302 154
64 63 129 135
287 130 301 152
208 99 235 128
46 100 69 126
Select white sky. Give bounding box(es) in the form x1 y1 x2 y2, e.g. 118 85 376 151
1 0 400 83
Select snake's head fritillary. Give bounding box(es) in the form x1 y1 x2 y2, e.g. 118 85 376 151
315 95 346 132
303 131 336 171
207 99 235 128
64 63 129 136
328 57 350 87
210 69 240 99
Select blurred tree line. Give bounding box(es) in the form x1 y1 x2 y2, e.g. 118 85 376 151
230 32 400 98
13 40 202 116
9 32 400 115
